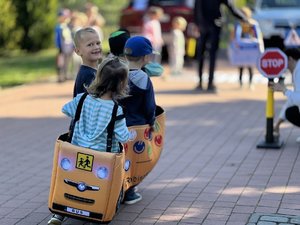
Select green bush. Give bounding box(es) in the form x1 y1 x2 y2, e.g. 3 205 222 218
59 0 127 53
11 0 57 52
0 0 22 52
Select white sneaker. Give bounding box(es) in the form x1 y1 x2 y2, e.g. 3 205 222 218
296 137 300 143
124 192 142 205
48 214 64 225
133 186 139 192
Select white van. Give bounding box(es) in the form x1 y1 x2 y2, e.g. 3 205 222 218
252 0 300 48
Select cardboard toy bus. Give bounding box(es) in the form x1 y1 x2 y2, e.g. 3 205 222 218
123 106 165 191
48 106 165 223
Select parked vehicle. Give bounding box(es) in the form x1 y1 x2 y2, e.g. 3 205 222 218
252 0 300 49
119 0 198 59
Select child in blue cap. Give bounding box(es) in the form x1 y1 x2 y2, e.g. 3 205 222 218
120 36 157 204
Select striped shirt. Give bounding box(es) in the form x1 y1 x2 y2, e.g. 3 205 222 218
62 93 129 152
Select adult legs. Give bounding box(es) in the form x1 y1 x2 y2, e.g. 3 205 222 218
196 31 209 89
207 26 221 90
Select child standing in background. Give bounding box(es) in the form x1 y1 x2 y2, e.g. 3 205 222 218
55 9 73 83
168 16 187 76
85 3 106 41
142 6 164 63
236 6 264 90
72 27 102 97
69 11 88 79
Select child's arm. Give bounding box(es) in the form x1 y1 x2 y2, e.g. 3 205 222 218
235 23 242 42
144 79 156 126
55 25 62 50
114 106 130 143
62 94 82 118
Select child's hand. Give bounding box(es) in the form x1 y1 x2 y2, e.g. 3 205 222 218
147 125 155 139
150 125 155 133
271 82 287 93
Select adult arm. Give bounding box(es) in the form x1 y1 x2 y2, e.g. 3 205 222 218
193 0 204 26
272 82 300 115
274 100 289 135
285 90 300 106
223 0 247 21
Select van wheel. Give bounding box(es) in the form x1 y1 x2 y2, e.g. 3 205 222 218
115 188 124 212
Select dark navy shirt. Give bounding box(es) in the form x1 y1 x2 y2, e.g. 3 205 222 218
120 69 156 127
73 65 97 97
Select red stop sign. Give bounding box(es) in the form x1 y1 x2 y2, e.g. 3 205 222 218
258 48 287 78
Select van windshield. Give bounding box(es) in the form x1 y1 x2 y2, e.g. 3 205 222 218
260 0 300 8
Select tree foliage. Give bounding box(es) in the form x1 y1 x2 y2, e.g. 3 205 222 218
0 0 128 53
0 0 22 51
12 0 58 52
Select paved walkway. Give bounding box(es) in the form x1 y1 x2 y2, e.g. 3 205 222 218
0 64 299 225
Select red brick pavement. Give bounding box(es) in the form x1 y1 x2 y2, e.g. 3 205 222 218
0 68 299 225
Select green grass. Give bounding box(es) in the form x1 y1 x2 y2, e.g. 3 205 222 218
0 44 113 89
0 49 57 88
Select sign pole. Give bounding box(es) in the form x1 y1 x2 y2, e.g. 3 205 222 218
257 79 283 148
266 79 274 143
256 48 287 149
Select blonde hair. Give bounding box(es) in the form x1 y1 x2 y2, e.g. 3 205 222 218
241 6 252 18
147 6 163 18
86 56 129 101
172 16 187 31
71 11 88 28
73 27 98 48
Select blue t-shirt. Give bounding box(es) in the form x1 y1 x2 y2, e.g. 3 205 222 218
73 65 97 97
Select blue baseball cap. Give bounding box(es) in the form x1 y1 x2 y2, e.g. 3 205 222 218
124 36 158 57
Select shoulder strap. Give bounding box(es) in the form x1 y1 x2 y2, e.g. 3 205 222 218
68 93 88 142
116 114 125 120
68 95 121 153
106 102 119 152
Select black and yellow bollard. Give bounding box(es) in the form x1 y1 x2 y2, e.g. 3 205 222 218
257 79 283 149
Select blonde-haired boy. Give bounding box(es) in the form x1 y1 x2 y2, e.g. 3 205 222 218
47 27 102 225
73 27 102 97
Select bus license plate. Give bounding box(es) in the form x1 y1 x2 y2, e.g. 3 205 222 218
66 207 90 216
